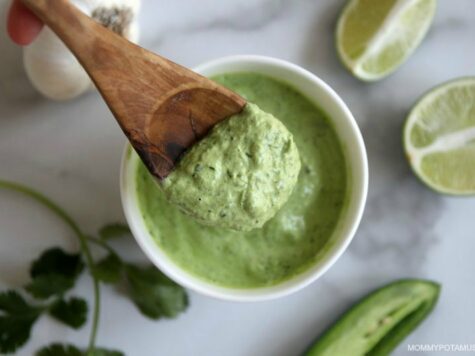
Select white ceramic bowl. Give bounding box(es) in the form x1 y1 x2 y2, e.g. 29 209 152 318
121 55 368 302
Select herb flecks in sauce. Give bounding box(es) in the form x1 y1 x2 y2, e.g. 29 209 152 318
161 103 301 231
137 72 347 289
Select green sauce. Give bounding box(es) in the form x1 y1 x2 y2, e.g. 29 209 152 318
161 103 301 231
136 72 347 288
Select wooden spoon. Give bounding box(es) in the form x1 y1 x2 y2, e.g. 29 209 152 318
21 0 246 179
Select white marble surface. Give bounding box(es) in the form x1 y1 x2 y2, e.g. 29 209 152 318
1 0 475 355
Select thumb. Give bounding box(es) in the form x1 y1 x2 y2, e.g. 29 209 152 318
7 0 44 45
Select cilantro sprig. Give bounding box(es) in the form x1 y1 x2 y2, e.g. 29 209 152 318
0 181 189 355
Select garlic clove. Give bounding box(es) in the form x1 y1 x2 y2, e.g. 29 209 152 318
125 21 140 43
23 28 91 101
23 0 141 101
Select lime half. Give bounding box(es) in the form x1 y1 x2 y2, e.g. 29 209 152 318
404 78 475 195
336 0 437 81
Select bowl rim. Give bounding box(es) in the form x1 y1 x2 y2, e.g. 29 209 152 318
120 55 368 302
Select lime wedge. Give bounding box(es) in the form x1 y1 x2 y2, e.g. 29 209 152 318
404 78 475 195
336 0 437 81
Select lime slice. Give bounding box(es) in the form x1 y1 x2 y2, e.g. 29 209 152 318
336 0 437 81
404 78 475 195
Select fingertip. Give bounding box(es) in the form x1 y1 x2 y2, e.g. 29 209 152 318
7 0 44 45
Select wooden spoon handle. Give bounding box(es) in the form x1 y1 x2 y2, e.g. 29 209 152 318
21 0 246 179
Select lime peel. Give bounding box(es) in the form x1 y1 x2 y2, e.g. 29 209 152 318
337 0 437 81
404 77 475 195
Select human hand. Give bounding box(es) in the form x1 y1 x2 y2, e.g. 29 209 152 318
7 0 43 45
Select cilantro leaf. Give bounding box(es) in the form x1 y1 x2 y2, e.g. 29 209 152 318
0 316 39 354
0 290 39 313
26 274 75 300
36 344 124 356
26 248 84 299
125 264 188 319
0 291 42 353
31 248 84 279
92 253 123 284
36 343 82 356
49 297 88 329
99 224 130 240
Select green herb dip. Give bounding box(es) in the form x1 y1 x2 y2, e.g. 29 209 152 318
136 72 348 288
161 103 301 231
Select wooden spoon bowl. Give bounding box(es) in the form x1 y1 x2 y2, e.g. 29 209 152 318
21 0 246 179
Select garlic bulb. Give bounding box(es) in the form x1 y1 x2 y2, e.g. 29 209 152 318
23 0 140 101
